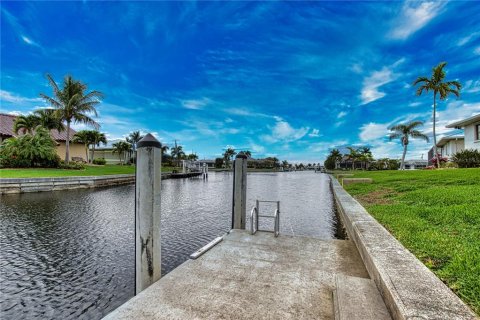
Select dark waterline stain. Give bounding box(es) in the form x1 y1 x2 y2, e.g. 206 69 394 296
0 171 335 320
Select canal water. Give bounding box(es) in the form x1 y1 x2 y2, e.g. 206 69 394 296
0 171 336 320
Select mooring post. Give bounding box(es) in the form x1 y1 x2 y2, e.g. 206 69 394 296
135 133 162 295
232 153 248 229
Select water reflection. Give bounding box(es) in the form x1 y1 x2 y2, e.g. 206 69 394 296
0 171 334 319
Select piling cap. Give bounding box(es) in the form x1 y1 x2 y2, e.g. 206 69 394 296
137 133 161 148
235 152 248 159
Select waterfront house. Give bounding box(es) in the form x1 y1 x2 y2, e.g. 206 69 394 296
445 114 480 150
428 135 465 162
427 114 479 163
0 113 85 161
403 159 428 170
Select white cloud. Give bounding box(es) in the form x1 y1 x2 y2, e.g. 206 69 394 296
261 119 309 143
181 97 211 110
359 122 390 142
474 47 480 56
464 80 480 93
0 90 43 103
21 35 37 46
249 142 265 155
308 140 348 153
457 31 480 47
360 59 405 105
390 2 445 40
408 101 422 107
308 128 320 137
360 67 395 105
337 111 347 119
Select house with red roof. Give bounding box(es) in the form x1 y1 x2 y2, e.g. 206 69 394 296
0 113 86 161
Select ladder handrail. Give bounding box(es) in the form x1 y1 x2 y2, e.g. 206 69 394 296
273 208 280 237
250 200 280 237
250 206 258 235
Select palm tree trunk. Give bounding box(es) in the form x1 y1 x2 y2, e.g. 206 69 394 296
65 121 71 164
401 144 408 170
91 145 95 163
432 92 439 168
85 144 89 163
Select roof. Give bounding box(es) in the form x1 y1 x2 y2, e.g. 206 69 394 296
436 135 464 147
0 113 77 141
445 114 480 129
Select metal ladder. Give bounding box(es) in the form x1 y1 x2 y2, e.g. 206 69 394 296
250 200 280 237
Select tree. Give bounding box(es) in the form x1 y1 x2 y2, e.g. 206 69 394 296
40 74 103 163
72 130 94 162
223 148 236 168
330 149 342 169
358 147 373 170
389 120 429 170
346 147 360 170
324 155 336 170
90 131 107 163
112 141 131 165
171 142 185 167
187 153 198 161
214 158 224 168
33 109 65 133
243 150 252 158
0 127 58 168
13 114 39 134
127 130 144 161
413 62 461 168
161 145 170 156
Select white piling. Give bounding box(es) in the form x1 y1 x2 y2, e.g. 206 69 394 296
135 133 162 294
232 153 247 229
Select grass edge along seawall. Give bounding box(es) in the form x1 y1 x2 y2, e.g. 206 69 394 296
336 168 480 315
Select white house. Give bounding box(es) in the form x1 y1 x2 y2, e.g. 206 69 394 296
436 135 465 158
446 114 480 150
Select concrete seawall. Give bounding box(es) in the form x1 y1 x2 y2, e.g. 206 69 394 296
330 175 477 320
0 172 203 194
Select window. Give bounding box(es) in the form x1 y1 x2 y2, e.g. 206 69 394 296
476 124 480 141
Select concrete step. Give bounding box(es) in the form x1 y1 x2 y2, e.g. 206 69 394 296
333 274 391 320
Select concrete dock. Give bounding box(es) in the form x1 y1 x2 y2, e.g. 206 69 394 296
104 230 389 319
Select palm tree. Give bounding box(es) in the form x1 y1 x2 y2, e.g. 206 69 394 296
223 148 236 168
358 147 373 170
40 74 103 163
330 149 342 169
72 130 94 162
13 114 39 134
243 150 252 158
187 153 198 161
389 120 429 170
413 62 461 168
161 145 169 154
112 141 131 165
171 142 185 167
346 147 360 170
33 109 65 133
90 131 107 163
127 130 143 161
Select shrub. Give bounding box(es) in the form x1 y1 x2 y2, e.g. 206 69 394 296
92 158 107 165
452 149 480 168
442 161 458 169
0 127 59 168
59 161 85 170
430 156 448 167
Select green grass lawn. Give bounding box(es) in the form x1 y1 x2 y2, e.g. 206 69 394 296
340 169 480 315
0 165 178 178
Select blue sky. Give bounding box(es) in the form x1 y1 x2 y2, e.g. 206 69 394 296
1 1 479 162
